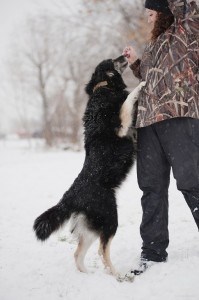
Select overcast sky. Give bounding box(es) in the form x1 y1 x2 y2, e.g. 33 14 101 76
0 0 82 62
0 0 85 133
0 0 60 62
0 0 33 59
0 1 42 131
0 0 66 132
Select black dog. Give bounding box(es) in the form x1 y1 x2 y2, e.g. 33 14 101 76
33 56 136 277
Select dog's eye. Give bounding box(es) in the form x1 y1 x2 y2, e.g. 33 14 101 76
106 71 115 77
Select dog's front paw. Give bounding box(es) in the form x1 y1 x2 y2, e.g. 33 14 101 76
140 81 146 88
117 126 129 138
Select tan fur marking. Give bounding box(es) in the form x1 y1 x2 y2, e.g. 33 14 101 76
100 237 117 276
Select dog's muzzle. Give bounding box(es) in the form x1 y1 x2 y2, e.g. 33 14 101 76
113 55 128 74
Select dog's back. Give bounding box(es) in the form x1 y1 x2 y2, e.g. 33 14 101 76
83 87 135 187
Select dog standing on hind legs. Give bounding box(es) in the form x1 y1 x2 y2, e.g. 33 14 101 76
33 55 145 279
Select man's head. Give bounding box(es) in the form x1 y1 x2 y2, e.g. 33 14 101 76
145 0 173 27
145 0 172 15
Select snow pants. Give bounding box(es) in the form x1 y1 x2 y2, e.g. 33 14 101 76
137 117 199 262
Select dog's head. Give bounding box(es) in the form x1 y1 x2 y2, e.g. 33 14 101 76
85 55 128 96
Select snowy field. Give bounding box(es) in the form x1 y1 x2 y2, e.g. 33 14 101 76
0 139 198 300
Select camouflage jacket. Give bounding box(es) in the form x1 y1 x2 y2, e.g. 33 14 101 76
130 0 199 128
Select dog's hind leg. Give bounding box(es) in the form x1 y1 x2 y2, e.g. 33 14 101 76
74 232 97 273
99 236 117 276
98 241 103 257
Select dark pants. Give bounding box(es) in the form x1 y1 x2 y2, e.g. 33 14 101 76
137 117 199 262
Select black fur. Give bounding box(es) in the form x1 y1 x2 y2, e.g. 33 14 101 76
33 56 135 247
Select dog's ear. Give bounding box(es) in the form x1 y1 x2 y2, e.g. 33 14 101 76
85 77 94 96
85 69 99 96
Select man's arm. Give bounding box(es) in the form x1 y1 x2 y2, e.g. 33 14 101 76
129 59 142 80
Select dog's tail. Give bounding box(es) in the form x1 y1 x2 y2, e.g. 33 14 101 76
33 193 72 241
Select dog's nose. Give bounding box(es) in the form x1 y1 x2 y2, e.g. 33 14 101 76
113 55 127 64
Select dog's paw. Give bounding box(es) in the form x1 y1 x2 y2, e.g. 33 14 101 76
140 81 146 88
116 273 125 282
117 126 128 138
124 271 135 282
116 272 135 283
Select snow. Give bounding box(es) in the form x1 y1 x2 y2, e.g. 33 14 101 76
0 139 198 300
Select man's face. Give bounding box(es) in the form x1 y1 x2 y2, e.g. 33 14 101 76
146 9 158 24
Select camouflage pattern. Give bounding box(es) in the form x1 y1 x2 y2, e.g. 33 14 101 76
130 0 199 128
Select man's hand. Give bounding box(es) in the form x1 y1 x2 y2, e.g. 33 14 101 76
122 46 138 65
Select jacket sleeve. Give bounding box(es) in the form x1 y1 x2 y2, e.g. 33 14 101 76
129 59 142 80
168 0 199 36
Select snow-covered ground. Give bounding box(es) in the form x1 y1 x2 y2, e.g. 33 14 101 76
0 139 198 300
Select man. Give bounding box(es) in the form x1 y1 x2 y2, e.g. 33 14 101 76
123 0 199 275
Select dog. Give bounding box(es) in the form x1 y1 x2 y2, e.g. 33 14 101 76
33 55 144 278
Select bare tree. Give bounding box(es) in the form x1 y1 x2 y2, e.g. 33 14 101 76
6 0 148 148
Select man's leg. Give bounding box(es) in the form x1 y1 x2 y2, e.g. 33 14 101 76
155 117 199 230
137 124 171 262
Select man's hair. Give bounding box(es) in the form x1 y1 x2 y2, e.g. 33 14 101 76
151 12 174 42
